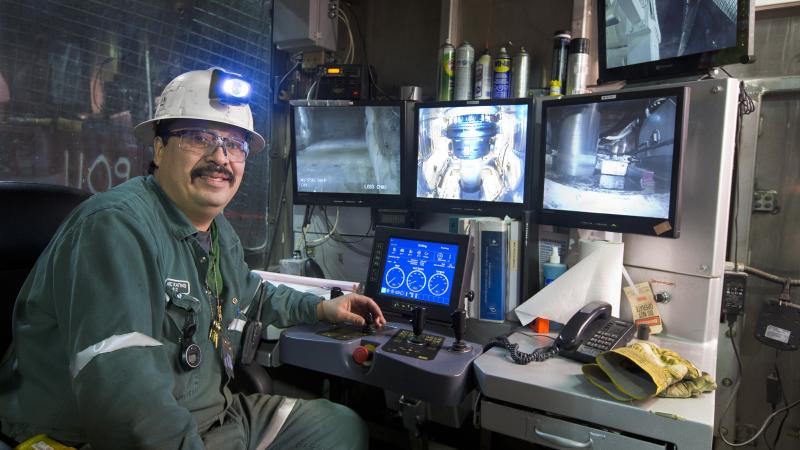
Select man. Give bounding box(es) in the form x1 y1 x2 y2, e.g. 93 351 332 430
0 68 386 449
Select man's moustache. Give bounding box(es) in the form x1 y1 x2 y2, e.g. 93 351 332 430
191 165 234 184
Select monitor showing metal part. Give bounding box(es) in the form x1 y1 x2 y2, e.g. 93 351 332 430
598 0 754 83
365 227 473 324
414 98 533 217
537 86 688 238
291 101 410 208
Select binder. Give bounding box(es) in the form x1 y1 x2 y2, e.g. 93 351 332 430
477 221 507 323
457 216 521 322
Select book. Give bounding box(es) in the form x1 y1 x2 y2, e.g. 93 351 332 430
477 221 507 323
457 216 521 322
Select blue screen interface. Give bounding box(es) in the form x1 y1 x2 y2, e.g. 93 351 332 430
380 237 459 306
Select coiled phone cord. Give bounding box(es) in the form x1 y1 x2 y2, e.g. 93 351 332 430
487 336 559 364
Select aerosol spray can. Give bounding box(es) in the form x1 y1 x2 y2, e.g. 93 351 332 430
473 48 492 99
492 46 511 99
566 37 590 95
549 30 571 96
454 41 475 100
437 38 455 101
511 46 530 98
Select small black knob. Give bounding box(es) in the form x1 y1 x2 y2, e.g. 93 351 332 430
330 286 344 299
362 312 376 335
637 323 651 341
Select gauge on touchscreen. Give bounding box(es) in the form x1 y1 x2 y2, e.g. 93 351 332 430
384 267 405 289
427 273 450 296
406 270 427 293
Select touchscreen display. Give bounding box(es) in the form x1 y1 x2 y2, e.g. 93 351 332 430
379 237 459 306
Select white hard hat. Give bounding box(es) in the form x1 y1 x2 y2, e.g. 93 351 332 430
134 68 266 152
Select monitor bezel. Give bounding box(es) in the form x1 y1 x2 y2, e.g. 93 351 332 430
364 226 471 324
597 0 755 84
290 100 412 209
536 86 689 238
412 98 535 218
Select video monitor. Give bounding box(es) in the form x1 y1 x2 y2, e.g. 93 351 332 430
414 98 533 216
364 227 473 324
291 101 410 208
538 86 688 238
598 0 755 83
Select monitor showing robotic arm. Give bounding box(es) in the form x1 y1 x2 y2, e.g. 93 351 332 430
414 99 533 217
538 86 688 237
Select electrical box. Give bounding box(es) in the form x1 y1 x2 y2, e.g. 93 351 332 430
274 0 337 52
720 271 747 321
316 64 368 100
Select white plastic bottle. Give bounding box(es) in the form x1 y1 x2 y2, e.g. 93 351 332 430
543 245 567 286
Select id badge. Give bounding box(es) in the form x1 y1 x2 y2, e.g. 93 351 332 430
221 334 235 379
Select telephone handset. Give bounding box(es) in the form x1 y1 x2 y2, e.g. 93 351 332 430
556 300 636 363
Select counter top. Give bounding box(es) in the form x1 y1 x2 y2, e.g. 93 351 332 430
474 332 719 448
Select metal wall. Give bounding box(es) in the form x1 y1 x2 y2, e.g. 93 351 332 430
717 6 800 449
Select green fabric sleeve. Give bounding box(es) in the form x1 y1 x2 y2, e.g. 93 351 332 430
255 278 323 328
53 209 203 450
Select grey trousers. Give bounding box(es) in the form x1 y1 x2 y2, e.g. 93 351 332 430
202 394 369 450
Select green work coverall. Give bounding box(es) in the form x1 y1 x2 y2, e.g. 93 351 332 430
0 176 368 449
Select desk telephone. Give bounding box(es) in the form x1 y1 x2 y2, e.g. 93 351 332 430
556 301 636 363
491 301 635 364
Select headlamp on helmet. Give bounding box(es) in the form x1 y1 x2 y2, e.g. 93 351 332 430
209 69 252 105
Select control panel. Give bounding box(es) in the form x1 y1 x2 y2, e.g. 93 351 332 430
279 318 482 406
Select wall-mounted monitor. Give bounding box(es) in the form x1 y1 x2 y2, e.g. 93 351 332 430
291 101 411 208
598 0 755 83
414 98 534 217
537 86 688 238
364 226 474 324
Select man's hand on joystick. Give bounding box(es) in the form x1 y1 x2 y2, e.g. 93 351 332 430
317 293 386 328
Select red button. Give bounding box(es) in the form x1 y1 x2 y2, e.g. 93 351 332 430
352 346 371 365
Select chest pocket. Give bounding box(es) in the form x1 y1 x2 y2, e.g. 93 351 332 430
164 287 205 401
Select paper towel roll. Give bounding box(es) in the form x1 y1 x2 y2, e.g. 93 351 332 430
515 242 625 324
579 239 623 261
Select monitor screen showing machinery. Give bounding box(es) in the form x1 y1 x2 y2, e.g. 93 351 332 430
292 102 406 207
365 227 473 324
598 0 754 82
414 99 532 215
538 86 687 237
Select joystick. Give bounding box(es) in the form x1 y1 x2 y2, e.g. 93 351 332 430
329 286 344 299
362 312 376 335
409 306 426 345
449 309 471 352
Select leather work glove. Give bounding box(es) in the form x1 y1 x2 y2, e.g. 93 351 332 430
582 341 717 401
661 372 717 398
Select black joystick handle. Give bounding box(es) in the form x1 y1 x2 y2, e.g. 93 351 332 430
449 308 471 353
330 286 344 299
408 306 426 345
451 309 466 342
362 312 376 335
411 306 426 337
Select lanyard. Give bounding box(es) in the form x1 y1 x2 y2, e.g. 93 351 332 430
206 223 224 348
206 223 223 297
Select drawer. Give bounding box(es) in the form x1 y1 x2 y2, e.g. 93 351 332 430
481 399 670 450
